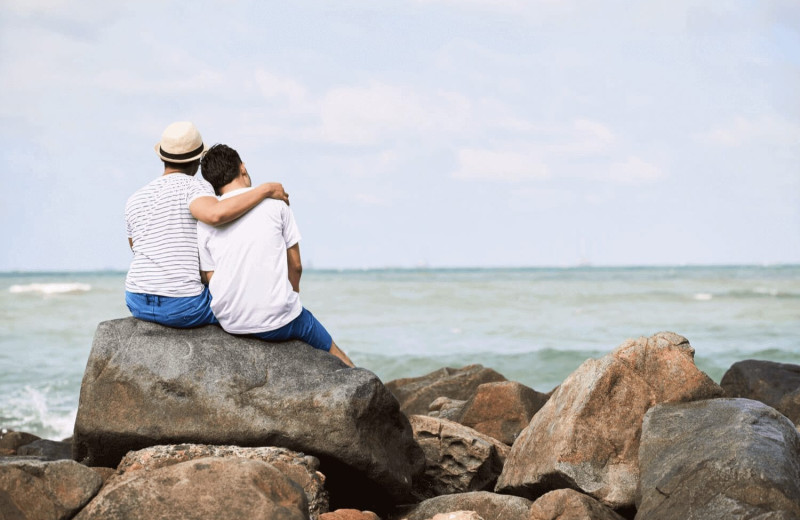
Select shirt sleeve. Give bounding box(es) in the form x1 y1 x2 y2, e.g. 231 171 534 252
197 223 216 271
282 205 302 249
187 177 215 206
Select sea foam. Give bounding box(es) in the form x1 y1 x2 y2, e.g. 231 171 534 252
9 283 91 295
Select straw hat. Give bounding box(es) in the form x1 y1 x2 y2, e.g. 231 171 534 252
154 121 207 163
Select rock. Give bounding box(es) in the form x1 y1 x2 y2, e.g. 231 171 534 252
114 444 328 519
453 381 549 445
721 359 800 423
428 397 467 420
320 510 381 520
636 398 800 520
496 332 723 509
0 458 102 520
387 365 507 416
89 466 116 485
528 489 625 520
410 415 508 498
429 513 484 520
73 318 423 510
17 439 73 460
400 491 532 520
0 430 41 453
74 456 309 520
778 387 800 425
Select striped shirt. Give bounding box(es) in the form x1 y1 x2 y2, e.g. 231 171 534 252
125 174 214 297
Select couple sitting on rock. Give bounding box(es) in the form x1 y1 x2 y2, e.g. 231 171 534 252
124 121 354 367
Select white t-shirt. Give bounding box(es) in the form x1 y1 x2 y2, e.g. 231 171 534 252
197 187 302 334
125 174 215 297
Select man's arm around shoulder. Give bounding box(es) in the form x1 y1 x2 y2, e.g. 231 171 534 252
190 183 289 226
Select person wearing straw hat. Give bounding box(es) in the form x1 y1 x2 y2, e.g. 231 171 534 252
196 143 354 367
124 121 289 328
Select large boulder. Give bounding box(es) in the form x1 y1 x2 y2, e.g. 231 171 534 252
528 489 625 520
409 415 508 498
0 458 102 520
400 491 532 520
75 456 308 520
114 444 328 519
496 332 723 509
720 359 800 423
386 365 506 416
72 318 424 510
636 398 800 519
453 381 549 445
17 439 73 460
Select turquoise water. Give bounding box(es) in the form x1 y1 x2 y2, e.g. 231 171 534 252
1 266 798 439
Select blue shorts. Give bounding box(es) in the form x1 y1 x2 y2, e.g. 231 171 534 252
125 287 218 328
249 308 332 352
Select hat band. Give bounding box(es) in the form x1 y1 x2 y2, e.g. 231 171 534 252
159 143 204 161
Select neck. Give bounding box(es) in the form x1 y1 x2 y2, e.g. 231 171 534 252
220 178 249 195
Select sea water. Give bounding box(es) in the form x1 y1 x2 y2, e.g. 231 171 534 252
1 266 798 440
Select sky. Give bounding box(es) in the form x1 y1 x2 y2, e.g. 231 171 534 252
1 0 798 271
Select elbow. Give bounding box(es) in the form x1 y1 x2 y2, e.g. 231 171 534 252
292 263 303 278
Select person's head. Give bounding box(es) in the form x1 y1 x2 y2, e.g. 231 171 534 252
154 122 207 176
201 144 248 195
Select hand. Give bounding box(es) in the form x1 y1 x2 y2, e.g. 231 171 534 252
260 182 289 205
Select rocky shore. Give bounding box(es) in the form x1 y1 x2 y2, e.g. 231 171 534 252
2 318 799 519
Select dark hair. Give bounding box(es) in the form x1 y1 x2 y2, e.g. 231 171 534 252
201 144 242 195
162 159 200 176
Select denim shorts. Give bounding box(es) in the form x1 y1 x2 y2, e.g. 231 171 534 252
250 308 332 352
125 287 218 328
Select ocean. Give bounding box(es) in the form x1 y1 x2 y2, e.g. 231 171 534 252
1 266 798 441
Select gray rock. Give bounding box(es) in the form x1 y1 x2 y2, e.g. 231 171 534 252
73 318 424 510
721 359 800 424
427 397 467 420
114 444 328 519
410 415 508 498
74 456 308 520
496 332 723 509
17 439 73 460
0 430 41 453
387 365 507 417
636 398 800 520
399 491 532 520
0 458 102 520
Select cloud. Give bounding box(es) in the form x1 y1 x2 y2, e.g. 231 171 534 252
604 156 665 184
319 82 471 145
453 148 551 181
253 69 313 112
696 115 800 147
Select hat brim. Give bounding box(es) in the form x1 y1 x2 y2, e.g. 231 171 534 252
154 142 207 163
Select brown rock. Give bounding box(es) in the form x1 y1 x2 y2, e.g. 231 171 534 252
410 415 508 498
320 509 380 520
427 397 467 420
454 381 549 445
74 456 308 520
721 359 800 424
0 458 103 520
387 365 507 416
89 466 116 485
114 444 328 519
429 513 484 520
0 430 41 453
401 491 532 520
496 332 723 510
528 489 625 520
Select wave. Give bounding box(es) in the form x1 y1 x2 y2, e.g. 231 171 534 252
8 283 92 295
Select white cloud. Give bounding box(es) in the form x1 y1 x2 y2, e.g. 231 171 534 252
697 115 800 147
453 148 551 181
604 156 665 184
319 82 471 145
253 69 313 112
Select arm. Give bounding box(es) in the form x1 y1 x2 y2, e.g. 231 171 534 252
200 270 214 285
190 183 289 227
128 237 133 251
287 244 302 293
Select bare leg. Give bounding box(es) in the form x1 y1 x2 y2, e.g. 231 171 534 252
329 340 354 367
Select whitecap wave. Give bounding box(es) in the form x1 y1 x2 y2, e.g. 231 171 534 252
9 283 91 295
693 293 713 301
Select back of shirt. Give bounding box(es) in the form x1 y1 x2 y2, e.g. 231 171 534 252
197 187 302 334
125 174 213 297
